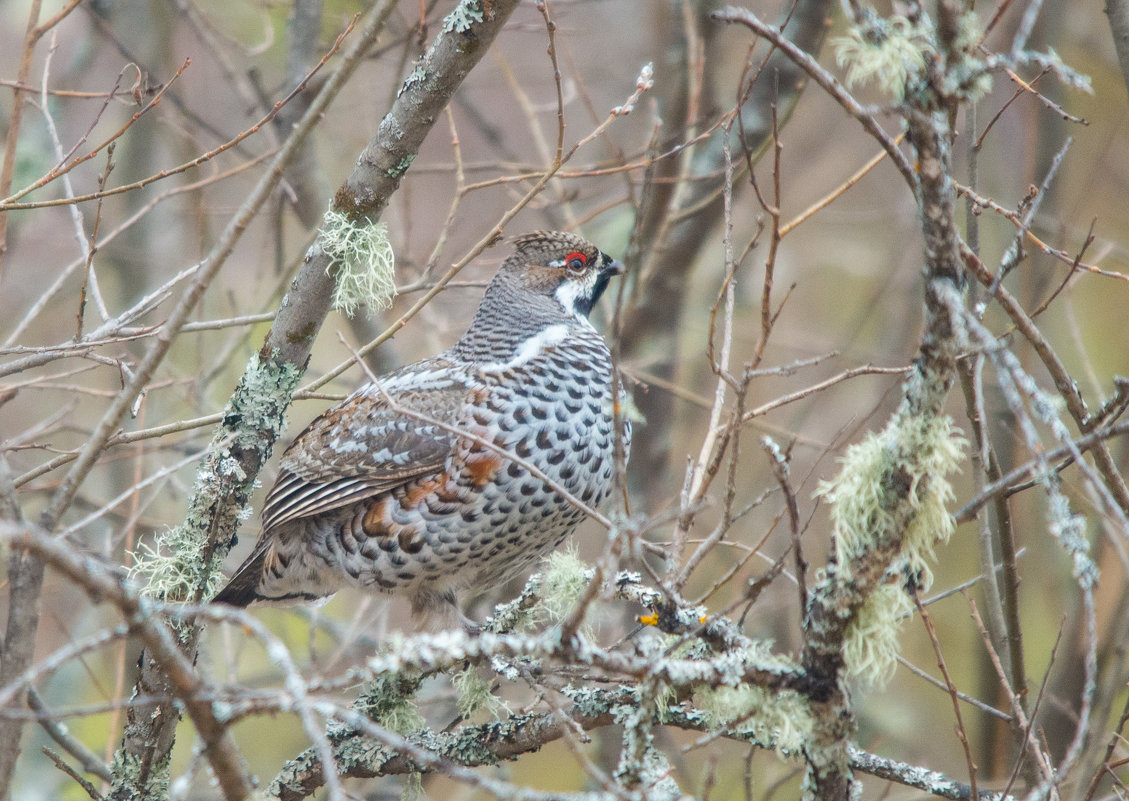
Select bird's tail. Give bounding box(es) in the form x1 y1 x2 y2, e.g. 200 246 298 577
212 538 337 607
211 549 267 607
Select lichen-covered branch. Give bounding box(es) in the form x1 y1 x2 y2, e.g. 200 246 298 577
2 16 378 800
270 688 628 800
0 522 1025 801
109 2 521 799
3 2 1118 800
269 671 1010 801
717 5 974 800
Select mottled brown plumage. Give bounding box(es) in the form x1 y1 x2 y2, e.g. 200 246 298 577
213 231 629 618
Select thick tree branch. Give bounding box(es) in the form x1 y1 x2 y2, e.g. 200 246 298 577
109 2 522 799
717 7 970 801
271 683 1013 801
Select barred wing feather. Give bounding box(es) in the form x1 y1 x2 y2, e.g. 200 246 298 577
261 363 470 532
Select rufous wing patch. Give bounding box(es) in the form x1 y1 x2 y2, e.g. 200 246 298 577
405 478 440 507
465 450 503 487
362 497 390 537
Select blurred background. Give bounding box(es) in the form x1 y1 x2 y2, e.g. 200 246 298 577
2 0 1129 798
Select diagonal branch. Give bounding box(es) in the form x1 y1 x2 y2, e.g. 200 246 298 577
109 2 523 800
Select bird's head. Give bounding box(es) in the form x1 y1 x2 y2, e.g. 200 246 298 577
500 230 624 319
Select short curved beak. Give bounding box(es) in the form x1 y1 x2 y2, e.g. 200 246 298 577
605 257 625 276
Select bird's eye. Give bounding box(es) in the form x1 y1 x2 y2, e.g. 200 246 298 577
565 252 588 273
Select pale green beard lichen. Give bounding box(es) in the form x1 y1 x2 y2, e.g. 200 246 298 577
534 548 592 624
127 352 300 603
841 583 914 685
835 9 998 103
820 413 962 577
941 11 995 102
693 641 810 755
129 524 222 602
817 413 964 686
399 773 423 801
834 13 935 99
318 211 396 316
350 667 425 736
453 665 509 720
696 684 810 756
